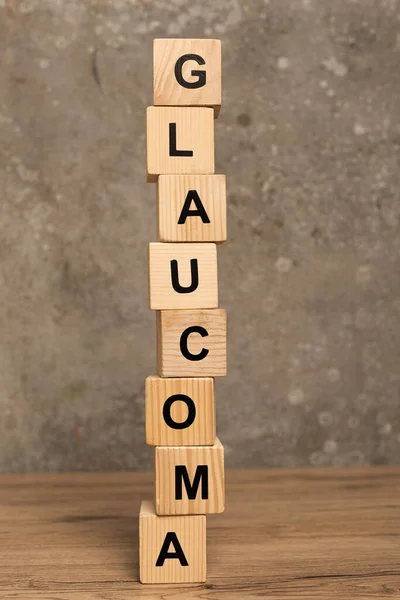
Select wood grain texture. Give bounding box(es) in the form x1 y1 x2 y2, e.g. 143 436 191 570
158 174 227 243
139 500 206 583
156 309 227 377
146 107 214 182
148 242 218 310
155 438 224 516
0 468 399 599
0 467 400 600
153 38 221 111
145 375 215 446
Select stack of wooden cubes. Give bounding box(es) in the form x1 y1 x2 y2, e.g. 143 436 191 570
139 38 227 584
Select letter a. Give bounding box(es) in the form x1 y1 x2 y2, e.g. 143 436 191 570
155 531 189 567
178 190 211 225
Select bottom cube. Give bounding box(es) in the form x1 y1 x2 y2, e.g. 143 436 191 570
139 500 206 584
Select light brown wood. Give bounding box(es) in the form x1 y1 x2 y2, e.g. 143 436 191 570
146 106 214 182
145 375 215 446
0 468 399 598
148 242 218 310
157 174 227 243
156 309 227 377
139 500 206 584
155 438 224 516
153 39 221 112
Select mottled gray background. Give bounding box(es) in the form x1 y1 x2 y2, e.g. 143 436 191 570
1 0 399 472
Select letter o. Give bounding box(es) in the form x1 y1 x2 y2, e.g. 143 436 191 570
163 394 196 430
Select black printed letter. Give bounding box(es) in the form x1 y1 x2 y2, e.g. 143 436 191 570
163 394 196 430
180 326 209 361
174 54 206 89
169 123 193 157
175 465 209 500
155 532 188 567
170 259 199 294
178 190 211 225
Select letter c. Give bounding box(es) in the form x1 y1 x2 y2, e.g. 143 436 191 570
179 326 209 361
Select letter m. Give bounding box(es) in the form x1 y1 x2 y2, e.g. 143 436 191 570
175 465 209 500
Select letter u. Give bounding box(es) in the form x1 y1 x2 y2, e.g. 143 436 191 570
170 259 199 294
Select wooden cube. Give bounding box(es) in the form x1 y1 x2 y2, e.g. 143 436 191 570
145 375 215 446
149 242 218 310
153 38 221 112
156 309 227 377
146 106 214 182
158 174 227 243
139 500 206 583
155 438 225 516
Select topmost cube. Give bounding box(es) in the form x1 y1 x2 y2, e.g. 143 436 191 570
153 39 221 114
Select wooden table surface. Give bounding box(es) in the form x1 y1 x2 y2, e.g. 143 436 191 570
0 467 399 599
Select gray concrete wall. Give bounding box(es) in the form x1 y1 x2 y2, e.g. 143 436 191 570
1 0 399 472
